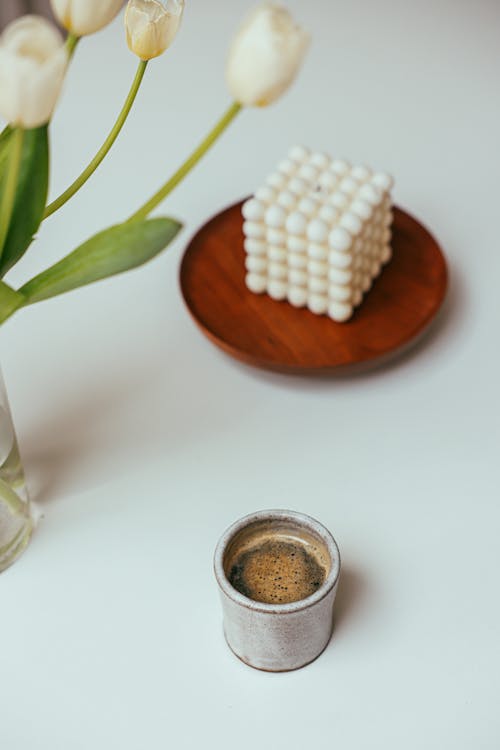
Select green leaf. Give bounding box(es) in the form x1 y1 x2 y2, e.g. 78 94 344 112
0 127 13 180
0 126 11 144
0 125 49 276
20 217 182 305
0 281 25 325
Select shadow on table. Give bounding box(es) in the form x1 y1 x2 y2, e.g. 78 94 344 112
21 337 242 505
333 565 367 635
22 366 163 505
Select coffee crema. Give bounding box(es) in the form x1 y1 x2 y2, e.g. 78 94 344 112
224 522 330 605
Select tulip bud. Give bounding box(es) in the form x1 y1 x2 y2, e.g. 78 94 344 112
125 0 184 61
226 3 310 107
50 0 124 36
0 16 68 129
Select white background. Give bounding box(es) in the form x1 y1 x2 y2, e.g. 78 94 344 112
1 1 499 747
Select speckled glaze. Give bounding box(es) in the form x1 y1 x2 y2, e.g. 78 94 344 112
214 510 341 672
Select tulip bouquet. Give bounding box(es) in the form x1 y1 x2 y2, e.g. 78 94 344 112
0 0 309 571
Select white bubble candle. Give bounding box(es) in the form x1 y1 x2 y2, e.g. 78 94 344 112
242 147 394 322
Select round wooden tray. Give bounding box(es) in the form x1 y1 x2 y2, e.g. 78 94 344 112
179 201 448 375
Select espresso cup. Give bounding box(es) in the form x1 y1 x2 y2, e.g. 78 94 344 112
214 509 341 672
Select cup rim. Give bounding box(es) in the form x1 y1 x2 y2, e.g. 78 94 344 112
213 509 341 614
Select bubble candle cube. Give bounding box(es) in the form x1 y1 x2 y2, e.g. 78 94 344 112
242 147 394 322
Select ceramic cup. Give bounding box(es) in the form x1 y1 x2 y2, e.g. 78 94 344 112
214 509 341 672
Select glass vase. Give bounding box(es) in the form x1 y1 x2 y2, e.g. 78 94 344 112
0 367 33 573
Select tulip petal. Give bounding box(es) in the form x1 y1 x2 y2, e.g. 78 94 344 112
226 3 310 107
51 0 124 36
0 16 68 128
125 0 184 60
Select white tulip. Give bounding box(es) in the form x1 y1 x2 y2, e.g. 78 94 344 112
125 0 185 61
0 16 68 129
50 0 124 36
226 3 310 107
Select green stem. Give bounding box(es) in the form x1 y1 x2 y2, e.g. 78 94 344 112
129 101 242 222
0 127 24 255
0 478 29 520
66 32 79 58
0 523 31 560
44 59 148 219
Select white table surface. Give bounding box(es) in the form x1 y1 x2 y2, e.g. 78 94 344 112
2 1 499 748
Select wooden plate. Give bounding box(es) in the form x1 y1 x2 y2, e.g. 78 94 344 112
179 201 448 375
